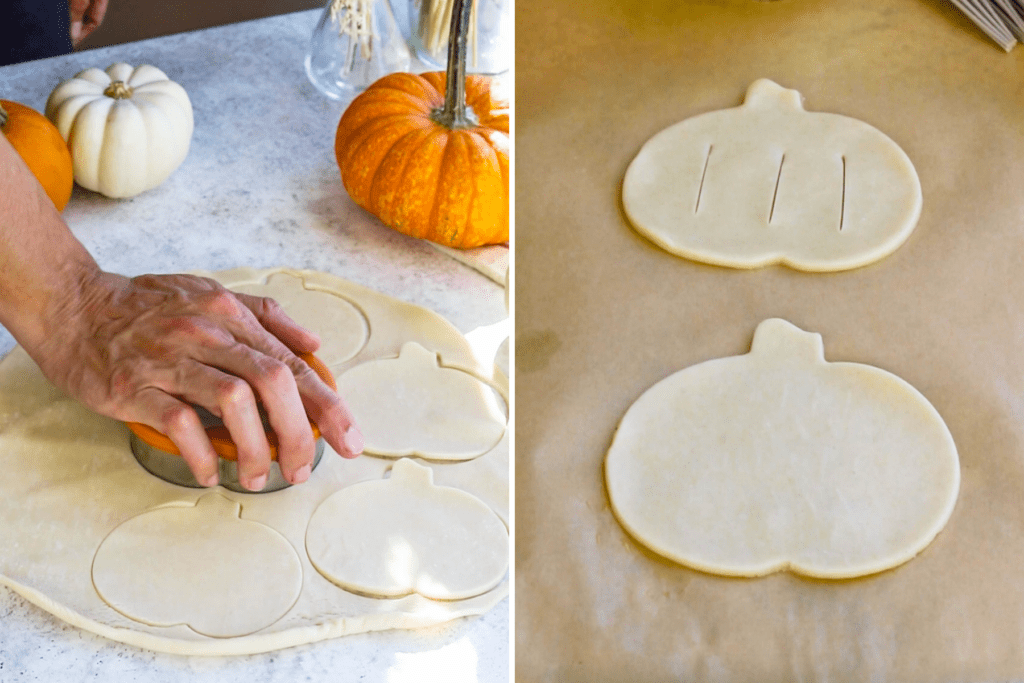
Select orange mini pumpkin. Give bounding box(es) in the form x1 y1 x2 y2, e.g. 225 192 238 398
334 0 508 249
0 100 73 211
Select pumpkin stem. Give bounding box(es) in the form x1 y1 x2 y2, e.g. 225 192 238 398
103 81 134 99
430 0 478 129
0 103 7 129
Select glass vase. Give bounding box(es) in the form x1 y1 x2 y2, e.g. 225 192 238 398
305 0 411 100
409 0 511 75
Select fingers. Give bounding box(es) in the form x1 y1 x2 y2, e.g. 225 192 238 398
70 0 108 45
214 376 272 491
68 0 88 27
234 292 321 355
220 293 363 460
88 0 109 27
130 387 220 487
293 362 364 460
191 346 317 487
173 360 274 491
218 310 364 461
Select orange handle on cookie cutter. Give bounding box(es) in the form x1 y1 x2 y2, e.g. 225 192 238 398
126 352 336 462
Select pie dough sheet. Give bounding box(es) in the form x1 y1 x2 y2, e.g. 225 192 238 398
622 79 922 272
606 319 960 578
516 1 1024 680
0 267 508 656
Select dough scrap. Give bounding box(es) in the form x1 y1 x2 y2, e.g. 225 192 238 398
429 243 509 285
230 272 368 365
306 459 509 600
335 342 507 460
92 493 302 637
605 318 960 578
622 79 922 271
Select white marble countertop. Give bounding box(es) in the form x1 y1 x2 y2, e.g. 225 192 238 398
0 9 508 682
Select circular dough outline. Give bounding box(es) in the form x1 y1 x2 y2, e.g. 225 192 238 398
92 492 303 638
605 318 960 579
305 459 509 600
230 272 369 366
622 79 923 272
335 342 508 461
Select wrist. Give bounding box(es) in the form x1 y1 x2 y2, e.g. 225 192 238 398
9 258 110 363
0 131 107 359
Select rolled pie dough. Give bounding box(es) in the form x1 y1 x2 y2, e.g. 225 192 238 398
230 272 369 366
306 458 509 600
335 341 507 460
622 79 922 271
0 267 508 655
605 318 960 578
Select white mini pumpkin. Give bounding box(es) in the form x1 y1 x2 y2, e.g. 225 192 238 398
45 63 193 198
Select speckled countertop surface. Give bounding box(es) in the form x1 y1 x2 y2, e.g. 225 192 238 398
0 9 508 682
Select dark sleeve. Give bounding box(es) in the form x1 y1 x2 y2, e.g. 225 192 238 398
1 0 73 66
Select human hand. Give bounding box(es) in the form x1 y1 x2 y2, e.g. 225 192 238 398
69 0 109 46
33 271 363 491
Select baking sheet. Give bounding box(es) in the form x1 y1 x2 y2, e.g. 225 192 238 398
515 0 1024 680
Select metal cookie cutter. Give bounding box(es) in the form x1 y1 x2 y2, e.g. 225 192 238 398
126 352 335 493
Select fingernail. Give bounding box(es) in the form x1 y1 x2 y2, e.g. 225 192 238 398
343 426 364 457
202 473 219 487
246 474 267 491
292 464 312 484
71 21 81 41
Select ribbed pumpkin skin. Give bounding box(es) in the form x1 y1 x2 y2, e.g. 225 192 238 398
334 72 509 249
1 100 74 211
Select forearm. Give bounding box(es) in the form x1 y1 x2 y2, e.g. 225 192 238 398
0 132 101 353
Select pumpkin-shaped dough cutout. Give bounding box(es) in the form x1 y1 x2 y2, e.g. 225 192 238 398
622 79 922 271
605 319 960 579
306 459 509 600
335 342 506 460
92 493 302 638
231 272 369 366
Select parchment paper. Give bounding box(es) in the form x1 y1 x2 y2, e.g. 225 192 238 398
515 1 1024 680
